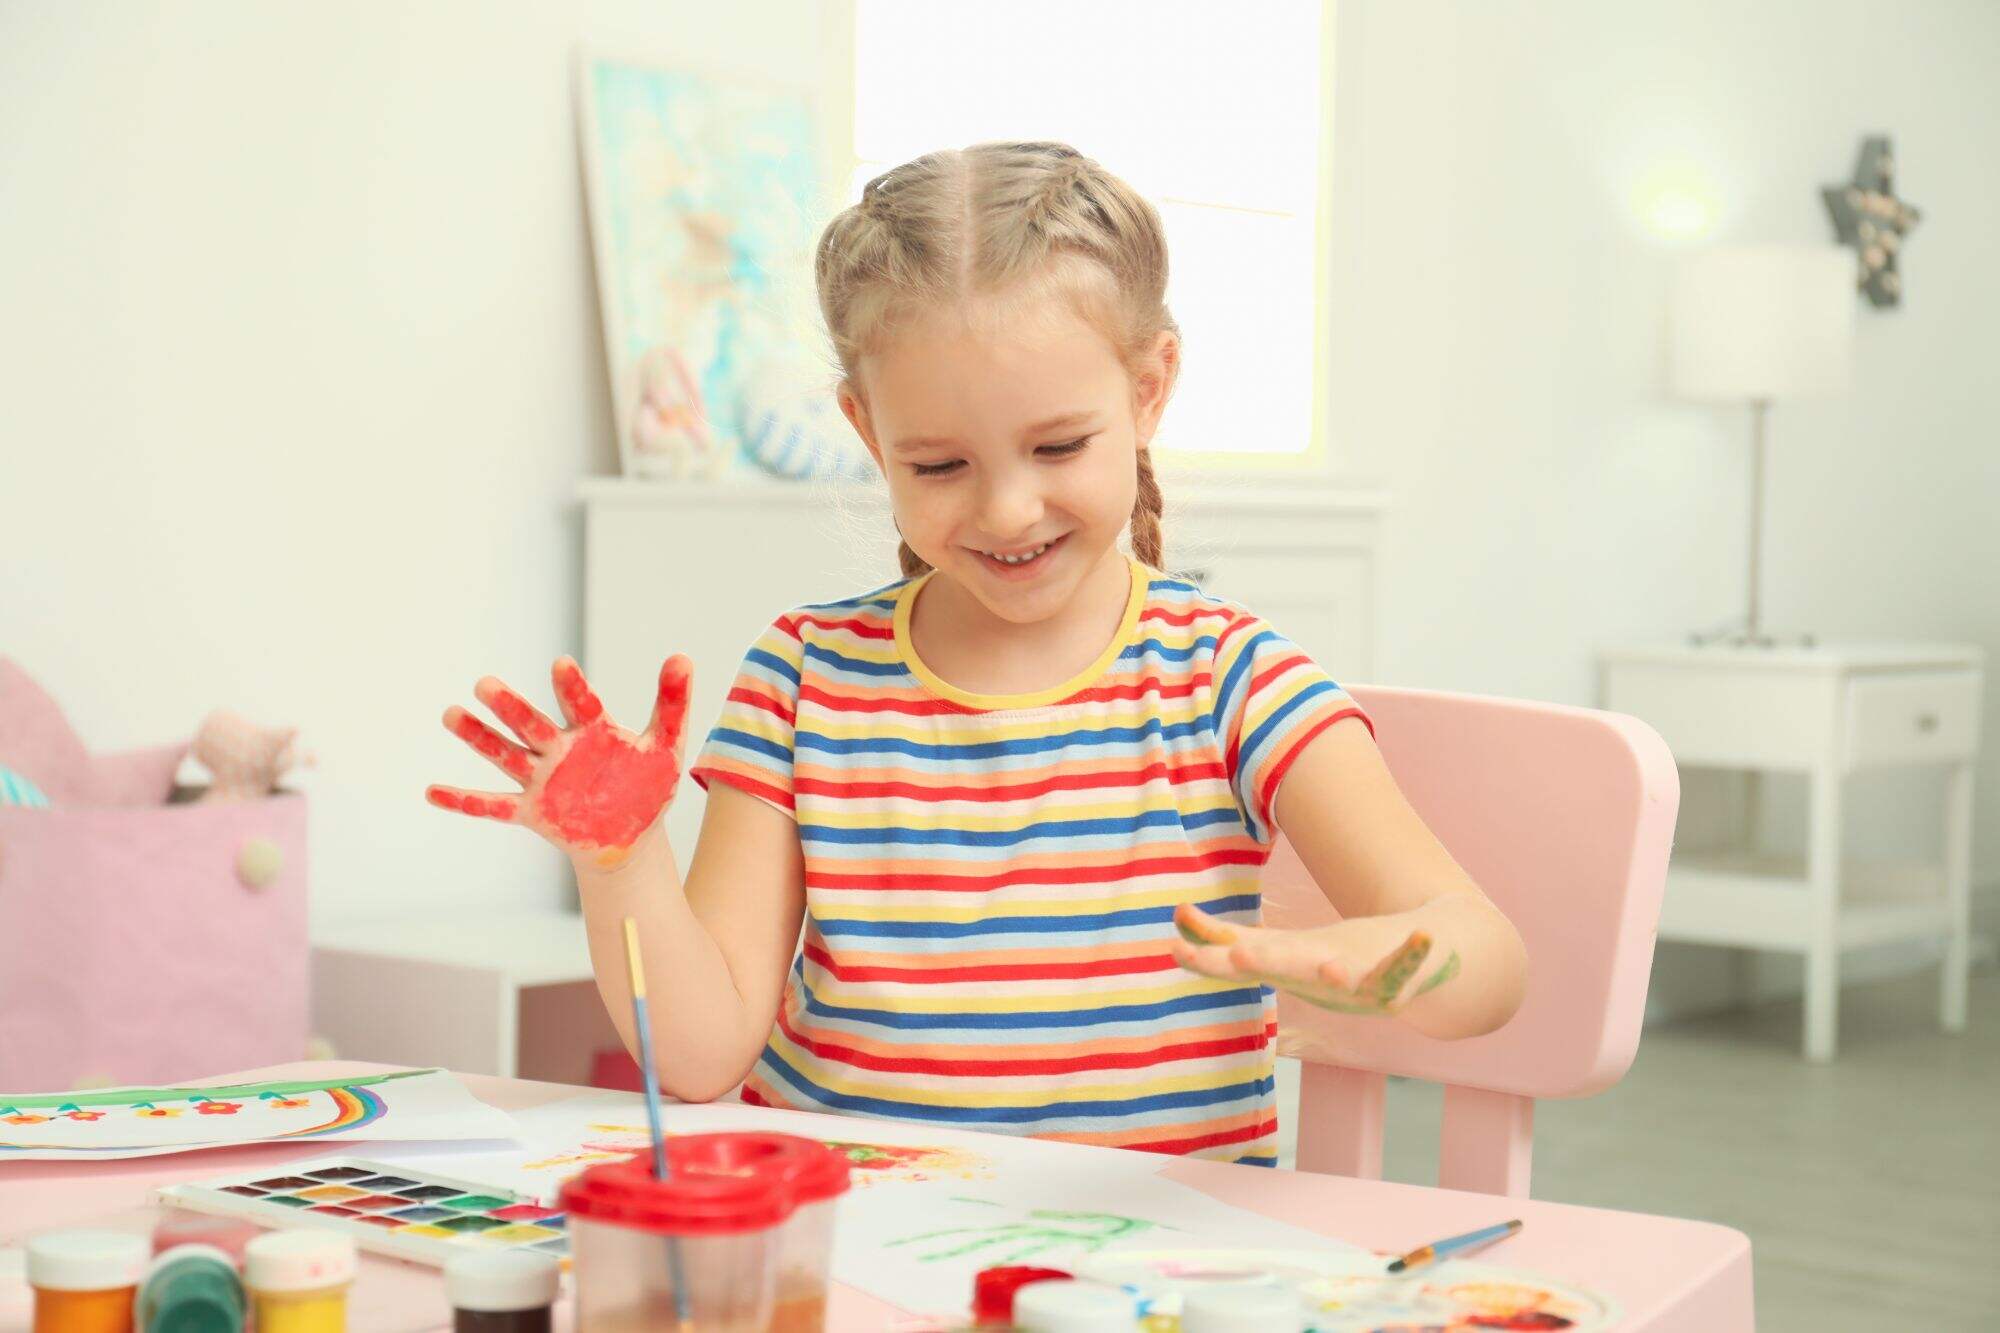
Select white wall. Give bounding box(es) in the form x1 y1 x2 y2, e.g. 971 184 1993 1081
5 1 1996 941
1325 0 2000 917
0 1 848 922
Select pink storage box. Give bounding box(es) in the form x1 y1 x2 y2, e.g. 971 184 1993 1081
0 792 308 1090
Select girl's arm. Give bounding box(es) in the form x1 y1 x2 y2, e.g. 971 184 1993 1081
426 656 803 1100
1171 716 1528 1039
573 785 804 1101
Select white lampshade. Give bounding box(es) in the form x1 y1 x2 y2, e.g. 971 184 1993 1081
1671 245 1854 401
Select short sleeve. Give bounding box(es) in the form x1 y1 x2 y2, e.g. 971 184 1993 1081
688 614 806 819
1211 613 1373 844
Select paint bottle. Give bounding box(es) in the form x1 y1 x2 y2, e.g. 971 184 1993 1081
972 1266 1074 1325
1181 1283 1304 1332
137 1243 246 1333
243 1230 354 1332
445 1250 560 1332
150 1209 262 1265
24 1229 147 1333
1011 1279 1139 1331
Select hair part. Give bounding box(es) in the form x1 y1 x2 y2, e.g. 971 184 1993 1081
814 142 1177 579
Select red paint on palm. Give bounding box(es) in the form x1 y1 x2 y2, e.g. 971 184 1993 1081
535 721 683 849
428 653 694 853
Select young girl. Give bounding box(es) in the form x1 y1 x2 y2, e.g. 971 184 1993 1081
428 142 1527 1166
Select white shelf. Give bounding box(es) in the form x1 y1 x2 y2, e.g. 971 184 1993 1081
1660 850 1950 952
312 907 594 988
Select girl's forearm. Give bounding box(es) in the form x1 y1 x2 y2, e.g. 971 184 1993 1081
1396 890 1529 1040
572 824 767 1101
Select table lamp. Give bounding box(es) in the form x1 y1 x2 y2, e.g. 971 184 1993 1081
1671 244 1854 647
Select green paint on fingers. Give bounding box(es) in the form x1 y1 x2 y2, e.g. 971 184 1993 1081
1413 949 1463 998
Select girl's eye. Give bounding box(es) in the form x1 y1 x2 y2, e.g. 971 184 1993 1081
908 438 1089 478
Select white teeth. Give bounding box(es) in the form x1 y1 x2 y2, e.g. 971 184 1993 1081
987 542 1050 565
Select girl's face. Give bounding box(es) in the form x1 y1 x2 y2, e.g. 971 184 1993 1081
840 296 1176 628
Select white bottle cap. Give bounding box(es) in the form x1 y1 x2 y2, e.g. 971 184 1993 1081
244 1230 356 1292
445 1250 561 1312
24 1231 147 1292
1012 1279 1136 1331
1182 1282 1305 1332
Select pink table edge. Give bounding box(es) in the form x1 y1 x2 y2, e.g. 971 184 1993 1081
1 1062 1754 1331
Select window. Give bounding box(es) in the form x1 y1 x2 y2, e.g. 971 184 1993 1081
847 0 1334 473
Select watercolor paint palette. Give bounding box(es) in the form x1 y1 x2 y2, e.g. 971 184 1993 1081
156 1156 571 1269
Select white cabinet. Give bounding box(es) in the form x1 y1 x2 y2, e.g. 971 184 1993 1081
1598 642 1983 1060
579 477 1384 858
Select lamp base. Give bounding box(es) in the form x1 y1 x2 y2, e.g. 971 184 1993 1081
1687 618 1817 650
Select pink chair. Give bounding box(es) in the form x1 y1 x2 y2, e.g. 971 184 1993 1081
1269 684 1679 1198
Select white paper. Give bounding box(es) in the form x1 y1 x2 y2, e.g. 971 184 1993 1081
0 1068 518 1161
372 1092 1355 1317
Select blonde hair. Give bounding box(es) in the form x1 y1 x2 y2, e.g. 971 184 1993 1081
814 141 1177 579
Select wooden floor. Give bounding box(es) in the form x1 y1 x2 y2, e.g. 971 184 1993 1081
1275 965 2000 1331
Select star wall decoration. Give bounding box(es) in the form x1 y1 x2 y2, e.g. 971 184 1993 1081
1822 136 1921 308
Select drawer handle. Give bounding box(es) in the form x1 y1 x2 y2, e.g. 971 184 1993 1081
1914 712 1939 733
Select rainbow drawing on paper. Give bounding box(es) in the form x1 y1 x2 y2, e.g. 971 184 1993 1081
0 1076 395 1153
0 1068 513 1161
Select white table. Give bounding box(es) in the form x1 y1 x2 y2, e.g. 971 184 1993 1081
311 909 621 1085
1599 641 1983 1059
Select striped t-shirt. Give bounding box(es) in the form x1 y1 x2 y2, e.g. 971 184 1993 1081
688 553 1371 1165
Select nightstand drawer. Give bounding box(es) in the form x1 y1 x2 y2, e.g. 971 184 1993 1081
1845 671 1982 768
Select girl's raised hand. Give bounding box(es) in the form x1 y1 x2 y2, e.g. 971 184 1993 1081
1169 901 1461 1016
426 654 693 866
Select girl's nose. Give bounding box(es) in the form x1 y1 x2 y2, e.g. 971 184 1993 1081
976 472 1045 537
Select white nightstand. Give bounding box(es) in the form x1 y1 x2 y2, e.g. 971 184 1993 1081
1598 642 1983 1060
311 908 622 1085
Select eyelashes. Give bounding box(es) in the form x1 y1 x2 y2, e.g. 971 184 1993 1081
910 437 1092 478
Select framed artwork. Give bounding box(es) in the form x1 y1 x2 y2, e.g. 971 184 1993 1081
576 47 859 481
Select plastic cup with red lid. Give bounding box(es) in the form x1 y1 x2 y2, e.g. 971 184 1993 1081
562 1131 850 1332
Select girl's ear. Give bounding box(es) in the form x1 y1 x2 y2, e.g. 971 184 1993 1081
837 381 886 474
1133 330 1181 449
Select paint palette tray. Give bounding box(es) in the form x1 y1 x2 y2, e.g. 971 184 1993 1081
156 1156 571 1269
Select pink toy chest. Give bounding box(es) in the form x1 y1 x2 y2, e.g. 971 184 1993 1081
0 793 308 1090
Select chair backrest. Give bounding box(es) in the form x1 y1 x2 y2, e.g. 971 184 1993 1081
1266 684 1678 1197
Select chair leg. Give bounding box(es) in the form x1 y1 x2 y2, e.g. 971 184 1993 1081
1438 1085 1533 1198
1294 1063 1385 1178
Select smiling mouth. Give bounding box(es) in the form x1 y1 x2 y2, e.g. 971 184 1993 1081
973 534 1066 569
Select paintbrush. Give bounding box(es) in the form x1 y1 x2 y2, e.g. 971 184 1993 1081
1385 1217 1523 1273
623 917 693 1328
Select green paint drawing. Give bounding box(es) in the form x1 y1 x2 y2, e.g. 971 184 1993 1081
887 1200 1172 1265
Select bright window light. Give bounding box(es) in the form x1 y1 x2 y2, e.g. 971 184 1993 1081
850 0 1328 465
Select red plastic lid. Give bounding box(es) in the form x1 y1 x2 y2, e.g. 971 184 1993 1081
559 1156 792 1237
667 1132 851 1205
972 1266 1073 1323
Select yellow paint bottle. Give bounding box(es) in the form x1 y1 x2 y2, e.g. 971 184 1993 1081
244 1230 355 1332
